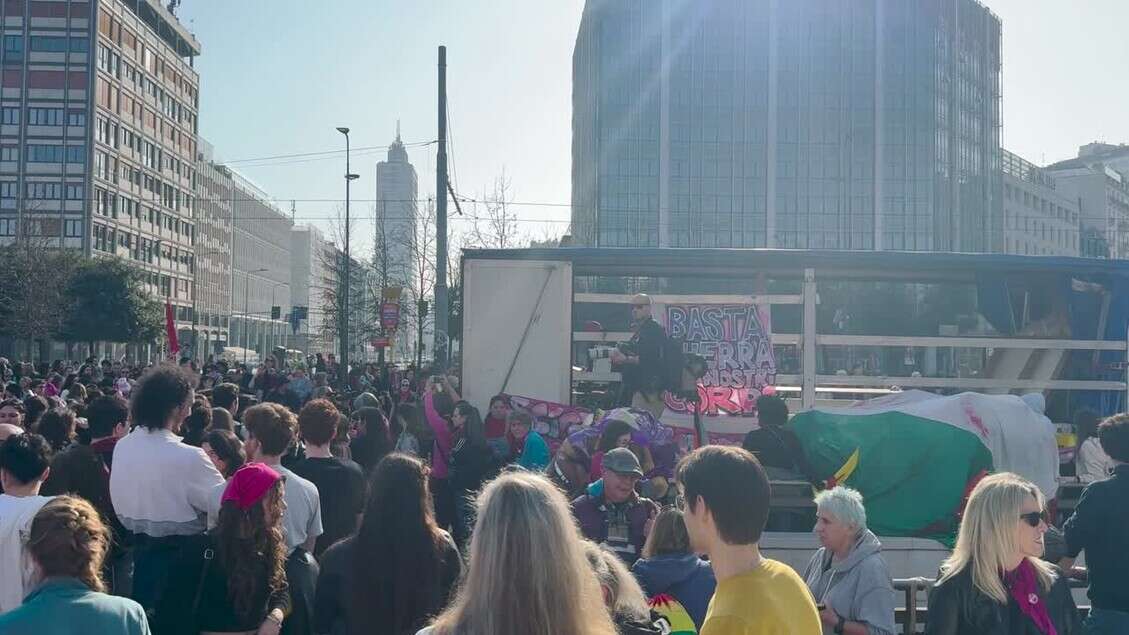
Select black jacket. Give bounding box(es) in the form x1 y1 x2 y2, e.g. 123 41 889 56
925 566 1080 635
1064 463 1129 612
618 318 666 396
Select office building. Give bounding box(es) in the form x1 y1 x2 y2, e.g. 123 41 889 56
1047 155 1129 260
571 0 1002 252
0 0 201 354
230 171 291 360
1000 149 1079 256
193 138 231 357
375 125 417 360
1077 142 1129 176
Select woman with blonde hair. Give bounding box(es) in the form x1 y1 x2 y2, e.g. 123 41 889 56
926 472 1080 635
419 471 617 635
0 495 150 634
583 542 666 635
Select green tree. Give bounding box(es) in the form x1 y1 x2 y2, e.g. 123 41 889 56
60 257 163 355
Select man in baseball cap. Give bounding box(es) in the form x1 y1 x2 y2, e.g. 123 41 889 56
571 447 659 565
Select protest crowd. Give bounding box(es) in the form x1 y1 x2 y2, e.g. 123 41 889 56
0 335 1125 635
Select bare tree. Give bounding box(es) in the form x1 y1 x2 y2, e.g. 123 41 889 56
401 198 438 365
0 234 83 360
466 170 524 250
316 205 379 360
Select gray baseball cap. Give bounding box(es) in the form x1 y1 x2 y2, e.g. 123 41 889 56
603 447 644 478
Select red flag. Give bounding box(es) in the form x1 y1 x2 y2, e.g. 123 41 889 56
165 299 180 357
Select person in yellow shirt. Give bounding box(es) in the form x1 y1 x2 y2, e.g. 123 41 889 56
676 445 821 635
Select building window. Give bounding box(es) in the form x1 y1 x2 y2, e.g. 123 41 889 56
27 144 63 162
27 108 63 126
26 182 61 199
65 145 84 164
0 146 15 161
66 109 85 127
1 107 17 125
0 218 15 236
64 219 82 237
3 35 22 62
29 36 67 53
69 37 88 54
65 184 83 200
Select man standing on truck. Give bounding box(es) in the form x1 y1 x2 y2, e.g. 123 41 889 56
611 294 667 418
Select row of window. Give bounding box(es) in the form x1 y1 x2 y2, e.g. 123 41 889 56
1 35 89 62
94 115 193 182
0 217 83 237
0 144 84 163
12 181 86 200
92 221 195 273
0 106 86 127
93 150 192 213
92 185 194 238
1003 182 1078 224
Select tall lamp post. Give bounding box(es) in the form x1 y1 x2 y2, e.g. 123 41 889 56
241 267 269 365
336 127 359 387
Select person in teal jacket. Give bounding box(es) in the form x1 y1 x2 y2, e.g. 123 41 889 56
0 496 150 635
508 410 550 471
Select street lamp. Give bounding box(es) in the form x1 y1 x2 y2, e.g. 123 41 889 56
337 126 360 387
242 267 269 365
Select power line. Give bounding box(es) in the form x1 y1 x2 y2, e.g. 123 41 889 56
222 140 436 165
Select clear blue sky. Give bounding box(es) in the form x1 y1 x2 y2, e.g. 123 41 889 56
180 0 1128 256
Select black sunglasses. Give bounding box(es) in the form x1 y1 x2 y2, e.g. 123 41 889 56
1020 510 1048 528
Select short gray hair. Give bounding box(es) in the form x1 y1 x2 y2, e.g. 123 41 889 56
814 486 867 531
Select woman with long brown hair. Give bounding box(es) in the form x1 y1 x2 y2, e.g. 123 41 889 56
314 453 462 635
0 495 150 634
155 463 290 635
419 471 618 635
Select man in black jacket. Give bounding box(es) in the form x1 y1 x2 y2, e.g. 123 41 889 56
1064 413 1129 633
612 294 667 418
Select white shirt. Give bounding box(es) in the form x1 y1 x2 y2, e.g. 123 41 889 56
0 494 53 613
109 428 224 537
277 465 322 554
205 464 323 555
1077 437 1116 484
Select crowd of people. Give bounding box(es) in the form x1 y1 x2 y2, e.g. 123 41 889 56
0 350 1126 635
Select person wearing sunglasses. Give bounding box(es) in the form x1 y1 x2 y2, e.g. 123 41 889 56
610 294 667 418
926 472 1080 635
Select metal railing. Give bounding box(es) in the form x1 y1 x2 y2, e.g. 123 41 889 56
894 578 1089 634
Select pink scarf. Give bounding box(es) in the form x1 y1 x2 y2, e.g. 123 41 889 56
1004 559 1057 635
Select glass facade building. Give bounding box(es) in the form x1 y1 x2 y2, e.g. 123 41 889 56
571 0 1002 252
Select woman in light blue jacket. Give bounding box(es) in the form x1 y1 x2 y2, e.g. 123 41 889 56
0 496 150 635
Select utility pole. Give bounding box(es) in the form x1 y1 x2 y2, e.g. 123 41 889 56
434 45 449 370
336 127 358 386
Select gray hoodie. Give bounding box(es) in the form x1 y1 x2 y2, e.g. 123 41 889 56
802 529 896 635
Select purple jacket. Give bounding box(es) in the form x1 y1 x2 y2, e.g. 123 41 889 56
571 490 658 565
